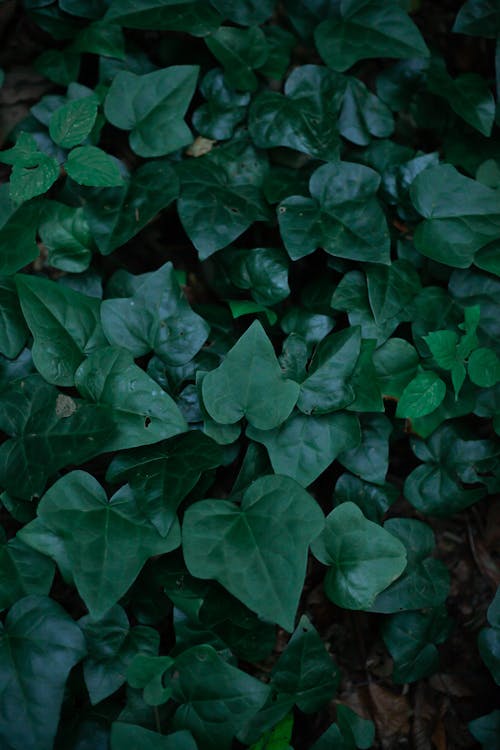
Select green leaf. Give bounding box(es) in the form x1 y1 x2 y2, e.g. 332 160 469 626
0 375 114 500
468 347 500 387
171 644 271 750
104 66 199 157
101 262 209 365
315 0 429 72
333 473 398 523
105 0 222 35
75 347 187 452
338 76 394 146
247 411 360 487
35 49 81 86
312 502 407 610
213 246 290 306
205 26 268 92
249 714 293 750
65 146 124 187
428 58 495 137
106 431 223 536
15 273 107 386
311 705 375 750
19 472 181 619
127 653 174 705
70 21 125 58
396 371 447 419
0 529 55 611
297 327 361 415
111 725 198 750
202 321 299 431
249 65 341 160
80 605 159 704
478 588 500 685
370 519 450 612
211 0 275 25
0 276 29 358
382 606 452 683
338 414 392 485
424 330 460 370
228 300 277 326
373 338 419 398
469 711 500 750
49 95 98 148
0 187 42 274
410 165 500 268
193 69 250 140
38 202 94 272
453 0 500 38
183 474 324 630
270 615 339 713
82 160 179 255
0 595 86 750
278 161 390 264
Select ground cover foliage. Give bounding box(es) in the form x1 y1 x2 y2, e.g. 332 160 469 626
0 0 500 747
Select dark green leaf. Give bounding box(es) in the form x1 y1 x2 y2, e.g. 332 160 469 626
0 530 54 611
38 202 94 272
111 724 198 750
49 95 98 148
65 146 124 187
105 0 221 35
338 414 392 485
205 26 268 92
333 473 398 523
193 69 250 140
0 276 29 358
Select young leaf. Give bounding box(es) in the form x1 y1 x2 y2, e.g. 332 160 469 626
104 66 199 157
312 502 407 610
19 472 181 619
183 474 324 630
202 320 300 431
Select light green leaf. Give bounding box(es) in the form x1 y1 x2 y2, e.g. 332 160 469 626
66 146 124 187
15 273 107 386
315 0 429 72
49 95 98 148
101 262 209 365
396 371 447 419
312 502 407 610
0 595 86 750
202 321 299 430
104 66 199 157
183 474 324 630
19 472 181 619
75 346 187 452
247 411 360 487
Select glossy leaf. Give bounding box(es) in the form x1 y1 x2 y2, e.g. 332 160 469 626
19 472 181 618
183 474 324 630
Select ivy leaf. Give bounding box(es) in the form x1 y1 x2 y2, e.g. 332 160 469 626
202 321 299 431
0 529 55 611
278 161 390 264
213 246 290 306
193 69 251 140
183 474 324 630
49 95 98 148
19 472 181 619
247 411 360 487
0 187 42 274
333 473 398 524
0 375 114 500
249 65 341 160
15 273 108 386
338 76 394 146
65 146 124 187
101 262 209 365
410 165 500 268
478 587 500 685
104 66 199 157
75 347 187 452
210 0 275 25
370 519 450 612
270 615 339 713
111 725 198 750
312 502 407 610
338 414 392 485
38 202 93 273
315 0 429 72
82 160 179 255
105 0 222 35
79 605 159 704
105 431 223 536
127 653 174 705
396 371 447 419
0 276 29 359
171 644 270 749
205 26 268 92
0 595 86 750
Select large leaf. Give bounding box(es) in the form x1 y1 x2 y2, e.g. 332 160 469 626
315 0 429 72
247 411 360 487
19 472 181 618
312 502 407 610
171 644 271 750
104 66 199 157
101 262 209 365
105 431 223 536
15 273 108 386
278 161 390 264
82 161 180 255
183 474 324 630
0 529 55 611
75 346 187 451
202 321 299 431
249 64 341 160
0 375 114 499
0 595 86 750
270 615 339 713
410 165 500 268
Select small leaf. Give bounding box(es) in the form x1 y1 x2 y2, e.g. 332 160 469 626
396 371 446 419
49 96 98 148
66 146 124 187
